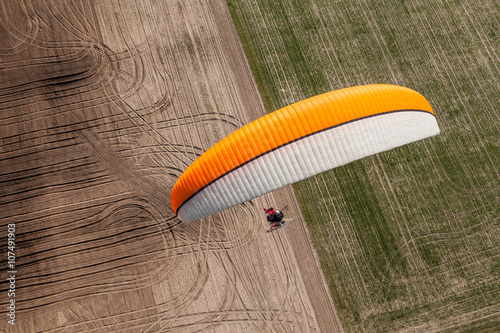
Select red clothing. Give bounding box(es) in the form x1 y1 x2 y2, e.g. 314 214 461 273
264 208 275 215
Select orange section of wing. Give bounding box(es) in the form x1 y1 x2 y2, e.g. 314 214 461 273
171 84 433 213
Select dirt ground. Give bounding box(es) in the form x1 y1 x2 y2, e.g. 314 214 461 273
0 0 341 332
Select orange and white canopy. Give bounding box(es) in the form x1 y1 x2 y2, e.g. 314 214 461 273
171 84 439 222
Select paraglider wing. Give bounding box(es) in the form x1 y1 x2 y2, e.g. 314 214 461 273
171 84 440 222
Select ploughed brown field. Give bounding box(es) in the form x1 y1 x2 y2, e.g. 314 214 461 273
0 0 341 332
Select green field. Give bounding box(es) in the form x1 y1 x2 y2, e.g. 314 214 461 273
227 0 499 332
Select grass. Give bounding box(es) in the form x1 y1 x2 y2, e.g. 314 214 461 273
227 0 499 332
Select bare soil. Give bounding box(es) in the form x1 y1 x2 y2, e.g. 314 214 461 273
0 0 341 332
